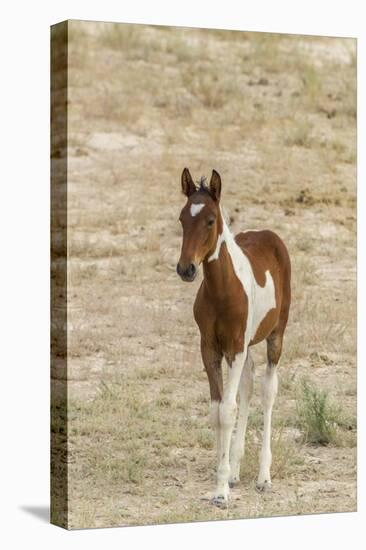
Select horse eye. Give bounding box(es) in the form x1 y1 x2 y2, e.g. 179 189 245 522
207 218 215 227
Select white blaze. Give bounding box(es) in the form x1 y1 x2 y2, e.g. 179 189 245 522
190 203 205 217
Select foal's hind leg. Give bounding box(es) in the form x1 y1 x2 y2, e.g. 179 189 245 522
256 330 283 492
228 350 255 487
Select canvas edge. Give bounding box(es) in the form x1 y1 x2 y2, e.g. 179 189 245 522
50 19 69 530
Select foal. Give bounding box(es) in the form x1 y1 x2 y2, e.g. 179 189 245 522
177 168 291 508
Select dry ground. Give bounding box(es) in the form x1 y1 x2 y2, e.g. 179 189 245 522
53 21 356 528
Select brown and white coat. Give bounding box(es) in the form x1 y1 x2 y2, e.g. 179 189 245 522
177 168 291 508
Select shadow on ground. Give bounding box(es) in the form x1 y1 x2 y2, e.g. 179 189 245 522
20 505 49 523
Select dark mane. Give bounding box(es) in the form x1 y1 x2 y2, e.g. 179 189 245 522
196 176 211 195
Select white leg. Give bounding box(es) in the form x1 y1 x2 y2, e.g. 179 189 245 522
229 351 255 486
212 349 247 508
209 400 221 461
257 363 278 492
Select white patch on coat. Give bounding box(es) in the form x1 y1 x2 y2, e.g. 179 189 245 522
190 203 205 217
208 207 276 344
207 231 225 262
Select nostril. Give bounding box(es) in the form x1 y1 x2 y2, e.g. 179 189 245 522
177 263 196 279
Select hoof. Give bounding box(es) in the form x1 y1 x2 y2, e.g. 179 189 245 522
211 495 229 509
255 480 272 493
228 479 238 489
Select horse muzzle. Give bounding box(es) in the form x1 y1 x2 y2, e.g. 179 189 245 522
176 262 198 282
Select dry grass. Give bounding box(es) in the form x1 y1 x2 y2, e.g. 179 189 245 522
52 21 357 528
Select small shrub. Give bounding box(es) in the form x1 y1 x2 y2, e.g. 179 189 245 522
300 63 322 104
296 378 345 445
182 71 237 109
285 122 313 148
280 368 297 393
197 429 213 450
125 450 147 484
295 237 312 253
156 396 172 408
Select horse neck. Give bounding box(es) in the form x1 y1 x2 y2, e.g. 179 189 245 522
202 208 238 299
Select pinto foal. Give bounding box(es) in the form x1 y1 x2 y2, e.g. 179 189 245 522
177 168 291 508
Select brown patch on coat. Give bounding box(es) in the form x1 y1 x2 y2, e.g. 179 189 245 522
234 230 291 347
178 169 291 402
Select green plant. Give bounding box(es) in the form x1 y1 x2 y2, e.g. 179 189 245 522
296 378 345 445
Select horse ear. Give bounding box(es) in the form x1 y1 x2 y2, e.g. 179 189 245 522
209 170 221 201
181 168 196 197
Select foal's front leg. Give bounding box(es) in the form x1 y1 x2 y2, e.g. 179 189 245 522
200 341 224 477
213 349 247 508
229 351 255 487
